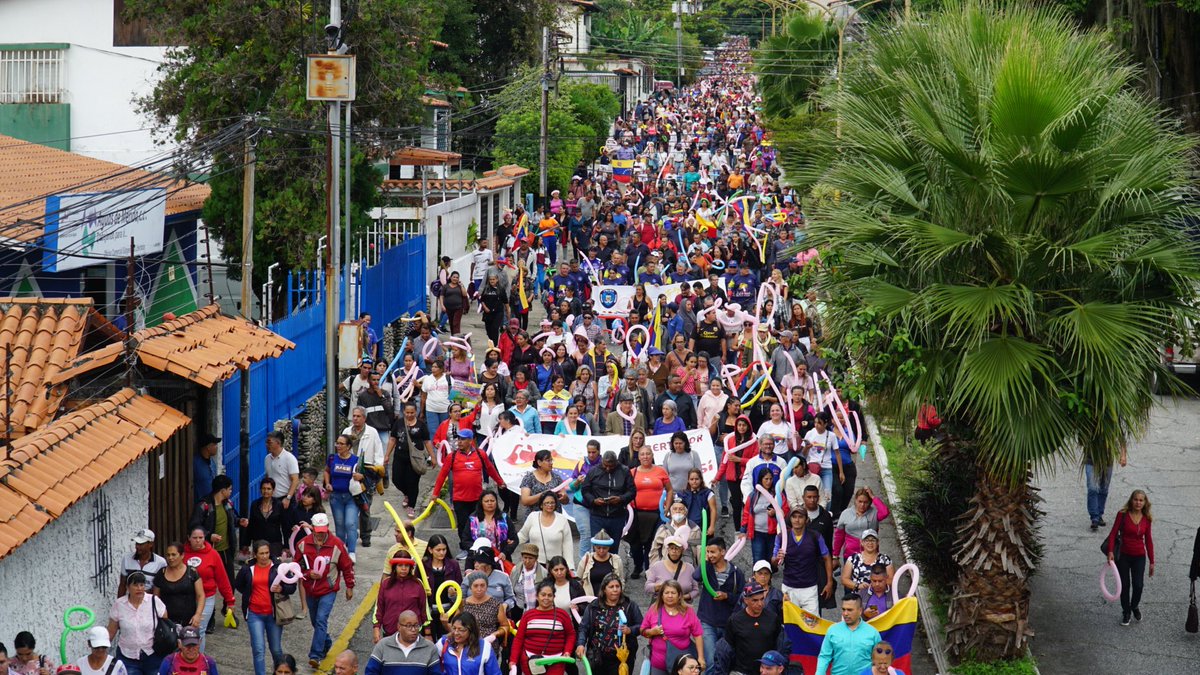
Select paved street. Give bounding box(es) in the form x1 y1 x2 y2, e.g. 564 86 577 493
206 302 937 673
1030 392 1200 673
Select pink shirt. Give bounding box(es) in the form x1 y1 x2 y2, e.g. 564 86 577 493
109 594 167 658
641 605 702 670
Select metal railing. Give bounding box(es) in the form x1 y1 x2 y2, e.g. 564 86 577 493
0 49 66 104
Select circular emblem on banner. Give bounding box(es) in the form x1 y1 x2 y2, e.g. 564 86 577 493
599 288 618 310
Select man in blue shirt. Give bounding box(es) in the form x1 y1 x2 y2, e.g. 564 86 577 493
508 390 540 432
568 259 591 300
816 596 882 675
193 433 221 503
729 262 758 307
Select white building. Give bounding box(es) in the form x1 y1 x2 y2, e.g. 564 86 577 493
0 0 168 165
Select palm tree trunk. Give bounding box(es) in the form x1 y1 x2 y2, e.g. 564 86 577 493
945 463 1042 661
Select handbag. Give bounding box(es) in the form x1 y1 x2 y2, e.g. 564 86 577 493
151 597 180 656
406 426 430 476
273 590 297 626
657 608 697 670
1100 512 1124 562
1187 581 1198 634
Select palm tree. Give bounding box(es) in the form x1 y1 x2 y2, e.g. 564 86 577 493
754 11 839 119
805 1 1200 661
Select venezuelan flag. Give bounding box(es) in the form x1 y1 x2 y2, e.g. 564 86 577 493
783 597 919 675
612 158 634 183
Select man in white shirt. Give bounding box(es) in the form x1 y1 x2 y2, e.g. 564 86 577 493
341 359 374 411
469 238 494 296
116 529 167 597
75 626 127 675
264 430 300 507
343 406 384 548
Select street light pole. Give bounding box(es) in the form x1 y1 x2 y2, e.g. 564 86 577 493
675 1 684 87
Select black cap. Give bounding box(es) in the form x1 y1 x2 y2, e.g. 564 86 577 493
198 432 221 447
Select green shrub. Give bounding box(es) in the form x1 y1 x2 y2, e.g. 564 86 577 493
952 655 1038 675
893 437 975 597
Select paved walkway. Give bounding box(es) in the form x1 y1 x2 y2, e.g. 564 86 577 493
1029 394 1200 673
206 301 937 673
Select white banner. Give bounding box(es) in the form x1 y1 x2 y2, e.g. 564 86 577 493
593 278 721 318
488 427 720 488
43 188 167 272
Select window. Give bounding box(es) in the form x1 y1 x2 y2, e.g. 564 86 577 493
492 193 501 227
0 47 67 104
480 193 490 239
434 109 451 152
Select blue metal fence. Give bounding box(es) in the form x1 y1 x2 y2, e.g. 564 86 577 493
223 235 427 504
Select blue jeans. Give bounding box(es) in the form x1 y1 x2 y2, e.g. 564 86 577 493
118 650 163 675
818 467 834 508
199 595 216 652
751 532 775 566
329 491 358 553
1085 462 1112 524
700 624 724 675
247 610 284 675
426 411 449 437
572 502 593 556
589 513 627 552
306 592 337 662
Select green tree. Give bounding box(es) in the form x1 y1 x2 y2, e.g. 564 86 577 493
492 108 591 201
753 11 838 119
565 82 621 153
125 0 441 283
806 1 1200 661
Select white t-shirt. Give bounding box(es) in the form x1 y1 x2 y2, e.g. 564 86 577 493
757 420 794 455
77 655 129 675
471 248 494 281
420 374 452 413
804 428 837 470
264 450 300 498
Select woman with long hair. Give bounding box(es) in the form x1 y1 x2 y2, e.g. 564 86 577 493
639 580 704 675
575 575 644 675
832 487 890 561
544 555 586 613
470 489 517 561
233 541 297 675
477 384 506 438
153 541 206 629
679 470 717 539
1107 489 1155 625
619 429 649 470
424 534 462 641
439 613 502 675
741 464 783 565
441 271 469 334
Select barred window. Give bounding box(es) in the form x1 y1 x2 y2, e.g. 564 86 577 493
0 48 67 104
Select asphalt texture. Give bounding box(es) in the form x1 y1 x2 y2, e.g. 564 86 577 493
205 302 939 673
1029 390 1200 674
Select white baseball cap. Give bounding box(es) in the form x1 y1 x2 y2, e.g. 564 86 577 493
86 626 111 648
132 529 155 544
311 513 331 532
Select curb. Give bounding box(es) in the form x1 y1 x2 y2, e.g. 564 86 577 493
315 580 380 674
865 412 954 675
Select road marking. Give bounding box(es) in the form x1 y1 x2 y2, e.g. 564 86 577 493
316 581 379 674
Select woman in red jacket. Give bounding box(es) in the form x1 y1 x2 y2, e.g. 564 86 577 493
511 580 576 675
1106 489 1154 626
183 527 235 652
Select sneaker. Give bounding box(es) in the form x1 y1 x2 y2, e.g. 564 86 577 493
1132 607 1141 621
720 507 730 518
1090 522 1098 531
1121 612 1131 626
1098 517 1107 527
309 659 320 669
349 552 357 563
360 539 372 548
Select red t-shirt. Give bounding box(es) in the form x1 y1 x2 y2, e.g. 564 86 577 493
632 466 670 511
249 565 273 615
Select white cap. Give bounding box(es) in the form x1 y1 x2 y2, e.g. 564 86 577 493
753 560 774 573
86 626 111 648
311 513 331 531
471 537 494 552
132 529 155 544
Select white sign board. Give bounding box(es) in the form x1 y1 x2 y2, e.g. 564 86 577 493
43 188 167 272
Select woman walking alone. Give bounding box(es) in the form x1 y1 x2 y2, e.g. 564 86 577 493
1107 489 1154 626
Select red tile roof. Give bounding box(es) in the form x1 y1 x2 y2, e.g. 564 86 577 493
0 133 210 243
0 298 94 438
0 388 190 561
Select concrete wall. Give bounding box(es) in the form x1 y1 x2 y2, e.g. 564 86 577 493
0 0 169 165
0 456 150 658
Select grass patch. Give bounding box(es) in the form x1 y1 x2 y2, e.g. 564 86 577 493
951 655 1038 675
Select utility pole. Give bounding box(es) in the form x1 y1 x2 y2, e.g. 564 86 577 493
539 26 550 203
675 0 684 88
124 238 135 389
239 130 256 516
343 101 353 321
325 0 342 457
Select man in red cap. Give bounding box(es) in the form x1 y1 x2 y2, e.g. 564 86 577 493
295 513 355 668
